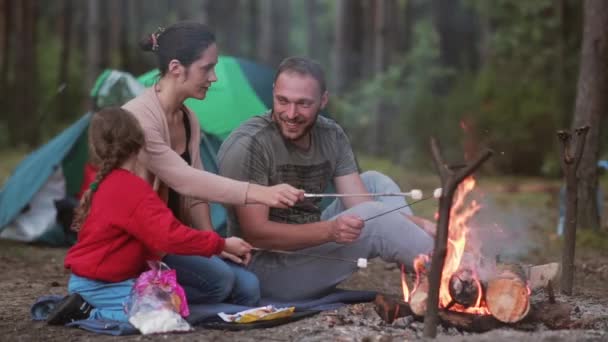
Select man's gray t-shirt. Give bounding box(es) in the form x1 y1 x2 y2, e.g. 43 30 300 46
217 112 358 237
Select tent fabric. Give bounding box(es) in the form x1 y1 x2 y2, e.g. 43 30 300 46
0 56 274 241
0 114 91 231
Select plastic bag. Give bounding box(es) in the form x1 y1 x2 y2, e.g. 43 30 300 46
126 261 192 334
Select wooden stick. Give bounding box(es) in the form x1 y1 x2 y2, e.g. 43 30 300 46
423 137 493 338
304 191 421 198
557 126 589 295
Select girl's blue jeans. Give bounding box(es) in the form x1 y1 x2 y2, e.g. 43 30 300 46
68 256 260 322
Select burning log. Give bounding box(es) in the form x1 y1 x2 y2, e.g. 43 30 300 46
409 274 429 316
437 310 501 332
448 268 481 308
485 264 530 323
374 293 502 333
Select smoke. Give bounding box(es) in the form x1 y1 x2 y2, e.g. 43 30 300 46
467 191 539 263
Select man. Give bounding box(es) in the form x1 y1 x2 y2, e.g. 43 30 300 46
218 56 434 301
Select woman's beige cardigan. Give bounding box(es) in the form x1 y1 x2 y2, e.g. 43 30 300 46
122 87 249 226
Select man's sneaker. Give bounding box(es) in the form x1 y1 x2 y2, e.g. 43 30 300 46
46 293 93 325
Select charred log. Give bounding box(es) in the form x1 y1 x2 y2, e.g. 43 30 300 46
373 294 412 324
448 268 481 308
437 310 502 333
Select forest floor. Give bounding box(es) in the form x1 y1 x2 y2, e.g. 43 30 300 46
1 153 607 341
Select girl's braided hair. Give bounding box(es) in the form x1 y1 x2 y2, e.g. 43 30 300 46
71 107 144 231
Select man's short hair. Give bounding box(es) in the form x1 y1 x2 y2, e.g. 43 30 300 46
274 56 327 94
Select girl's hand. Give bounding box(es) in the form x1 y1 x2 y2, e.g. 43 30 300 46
223 237 253 265
246 183 304 208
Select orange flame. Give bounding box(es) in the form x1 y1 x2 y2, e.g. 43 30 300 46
404 177 492 315
438 177 490 315
401 264 410 302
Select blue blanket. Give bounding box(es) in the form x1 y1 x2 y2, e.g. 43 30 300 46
32 290 376 335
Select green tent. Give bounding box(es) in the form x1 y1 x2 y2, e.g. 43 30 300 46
0 56 275 244
136 56 273 139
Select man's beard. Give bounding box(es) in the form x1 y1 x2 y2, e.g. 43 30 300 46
271 109 319 143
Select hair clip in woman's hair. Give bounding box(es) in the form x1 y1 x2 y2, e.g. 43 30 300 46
151 26 165 51
89 181 99 192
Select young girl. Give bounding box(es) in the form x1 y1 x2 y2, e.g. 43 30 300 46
47 107 253 324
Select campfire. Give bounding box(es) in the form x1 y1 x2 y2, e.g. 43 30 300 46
374 141 565 335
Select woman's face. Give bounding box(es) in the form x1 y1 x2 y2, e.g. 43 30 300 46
180 43 219 100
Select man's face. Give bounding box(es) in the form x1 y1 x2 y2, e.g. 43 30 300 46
180 43 218 100
272 72 328 148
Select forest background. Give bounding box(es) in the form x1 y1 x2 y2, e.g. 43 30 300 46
1 0 606 230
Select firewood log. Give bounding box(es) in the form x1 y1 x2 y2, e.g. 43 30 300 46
485 264 530 323
373 294 412 324
448 268 481 307
409 274 429 316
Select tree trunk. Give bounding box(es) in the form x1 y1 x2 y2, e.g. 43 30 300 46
245 0 258 60
257 0 290 67
332 0 364 93
13 0 38 146
0 0 11 88
431 0 480 73
119 0 130 70
98 0 110 68
206 0 241 56
86 0 101 108
57 0 73 119
305 0 321 61
571 0 608 230
371 0 395 155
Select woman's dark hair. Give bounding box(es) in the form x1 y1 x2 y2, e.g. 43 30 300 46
71 107 145 231
139 21 216 76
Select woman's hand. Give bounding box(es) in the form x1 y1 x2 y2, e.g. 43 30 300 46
246 183 304 208
223 237 253 265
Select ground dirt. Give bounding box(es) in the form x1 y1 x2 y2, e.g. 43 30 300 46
0 185 607 341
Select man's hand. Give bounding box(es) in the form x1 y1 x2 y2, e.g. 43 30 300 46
330 214 364 243
223 237 253 265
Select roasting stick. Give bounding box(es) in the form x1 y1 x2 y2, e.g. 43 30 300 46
252 247 369 268
251 189 443 268
304 189 424 200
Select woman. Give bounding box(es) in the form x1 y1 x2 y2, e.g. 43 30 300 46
122 22 303 306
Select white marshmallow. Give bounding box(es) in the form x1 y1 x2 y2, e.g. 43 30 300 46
433 188 442 199
410 189 423 200
357 258 368 268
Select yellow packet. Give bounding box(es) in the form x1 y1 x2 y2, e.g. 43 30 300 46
218 305 295 323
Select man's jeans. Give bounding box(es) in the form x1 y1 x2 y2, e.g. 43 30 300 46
248 171 434 301
163 255 260 306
